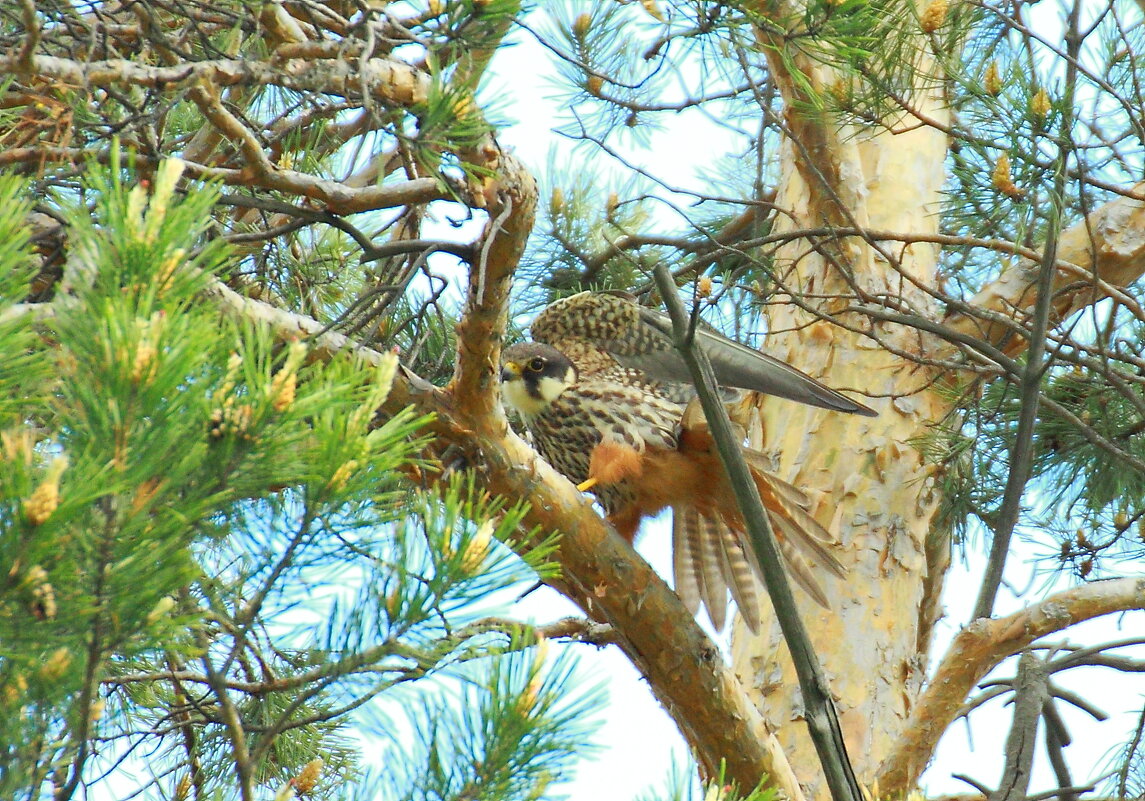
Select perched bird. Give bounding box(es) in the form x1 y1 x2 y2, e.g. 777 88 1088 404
500 291 876 632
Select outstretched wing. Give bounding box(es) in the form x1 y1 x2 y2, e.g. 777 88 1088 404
530 291 877 416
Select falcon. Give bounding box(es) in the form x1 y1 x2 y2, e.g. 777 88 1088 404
500 291 876 633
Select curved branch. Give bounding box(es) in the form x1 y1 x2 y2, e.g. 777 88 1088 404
876 577 1145 792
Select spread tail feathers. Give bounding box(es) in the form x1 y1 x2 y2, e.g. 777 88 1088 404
671 398 846 630
672 508 761 633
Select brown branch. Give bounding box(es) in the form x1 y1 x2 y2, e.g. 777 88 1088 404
944 184 1145 354
449 137 536 426
1 53 429 108
0 147 448 215
16 0 39 71
990 651 1048 801
876 577 1145 793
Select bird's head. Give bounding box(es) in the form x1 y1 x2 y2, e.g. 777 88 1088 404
500 342 576 417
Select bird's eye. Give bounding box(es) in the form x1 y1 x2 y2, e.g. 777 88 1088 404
527 357 546 372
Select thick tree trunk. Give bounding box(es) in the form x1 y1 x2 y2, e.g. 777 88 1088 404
731 40 952 795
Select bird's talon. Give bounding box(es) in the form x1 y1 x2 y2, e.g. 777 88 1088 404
576 477 599 492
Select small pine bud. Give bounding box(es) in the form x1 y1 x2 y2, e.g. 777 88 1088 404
2 429 34 465
384 586 402 617
24 456 68 526
991 153 1024 198
327 460 358 492
919 0 947 32
1030 88 1051 119
1115 511 1129 529
550 187 564 214
605 191 619 218
533 634 550 671
89 699 104 722
26 566 56 621
1080 409 1092 424
1060 540 1071 558
586 75 604 97
144 158 186 242
829 78 850 105
3 671 27 705
131 341 158 384
697 275 713 298
639 0 666 22
572 13 591 38
461 520 494 573
131 312 166 384
175 775 192 801
40 647 72 681
292 758 323 795
1076 529 1089 547
156 248 186 289
219 352 244 400
146 596 177 625
208 404 255 441
984 62 1002 96
1079 557 1093 577
451 93 475 120
517 673 543 715
270 372 296 412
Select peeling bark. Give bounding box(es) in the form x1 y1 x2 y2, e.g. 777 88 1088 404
736 3 952 794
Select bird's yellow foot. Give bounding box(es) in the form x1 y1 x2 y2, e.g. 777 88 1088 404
576 477 599 492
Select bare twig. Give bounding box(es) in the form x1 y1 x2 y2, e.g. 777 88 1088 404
971 0 1084 622
989 651 1048 801
652 264 861 801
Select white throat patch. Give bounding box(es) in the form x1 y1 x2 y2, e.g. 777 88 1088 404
502 372 571 417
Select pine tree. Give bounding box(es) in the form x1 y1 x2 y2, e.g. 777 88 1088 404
1 1 1144 800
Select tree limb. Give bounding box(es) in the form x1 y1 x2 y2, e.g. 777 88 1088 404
876 577 1145 792
944 184 1145 355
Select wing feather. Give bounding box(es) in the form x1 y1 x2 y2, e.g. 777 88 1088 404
529 291 876 416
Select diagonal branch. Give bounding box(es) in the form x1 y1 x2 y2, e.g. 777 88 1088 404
652 266 861 801
943 184 1145 355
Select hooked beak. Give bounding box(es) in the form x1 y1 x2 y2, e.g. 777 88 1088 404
500 361 522 383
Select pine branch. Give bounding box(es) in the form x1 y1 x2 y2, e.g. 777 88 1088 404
876 576 1145 793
